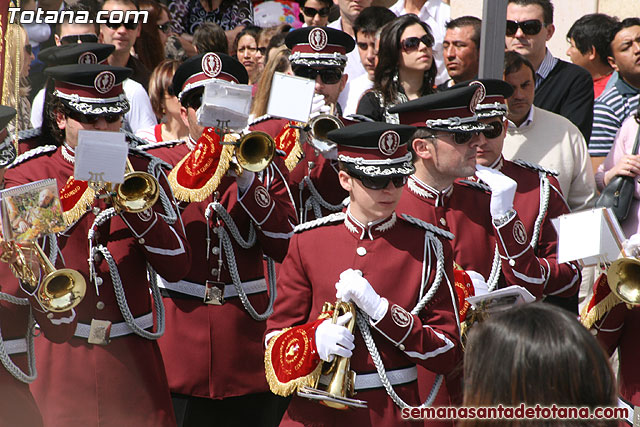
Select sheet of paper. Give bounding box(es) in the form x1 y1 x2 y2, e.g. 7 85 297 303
267 72 315 122
466 285 536 312
75 130 128 184
198 80 253 130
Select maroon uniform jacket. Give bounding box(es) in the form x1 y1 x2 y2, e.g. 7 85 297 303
4 146 191 427
147 141 297 399
266 210 461 426
251 117 348 222
496 158 580 298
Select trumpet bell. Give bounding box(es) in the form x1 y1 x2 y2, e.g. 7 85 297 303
115 171 159 213
236 131 275 173
607 258 640 305
40 268 87 312
308 114 342 153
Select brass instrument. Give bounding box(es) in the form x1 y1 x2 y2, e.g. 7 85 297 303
307 104 342 154
2 241 86 312
297 300 367 409
112 160 159 213
606 257 640 305
233 131 276 173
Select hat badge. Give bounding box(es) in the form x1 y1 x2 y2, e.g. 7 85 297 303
309 28 328 51
94 71 116 94
378 130 400 156
469 81 486 113
78 52 98 64
202 52 223 78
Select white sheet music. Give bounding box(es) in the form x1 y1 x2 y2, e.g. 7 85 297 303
75 130 128 184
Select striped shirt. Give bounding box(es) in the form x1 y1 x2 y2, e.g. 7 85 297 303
589 78 640 157
535 49 558 89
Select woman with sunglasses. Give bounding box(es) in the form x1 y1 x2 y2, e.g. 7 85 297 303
356 14 436 123
300 0 332 28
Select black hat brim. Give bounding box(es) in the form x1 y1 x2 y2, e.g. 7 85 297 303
341 158 415 178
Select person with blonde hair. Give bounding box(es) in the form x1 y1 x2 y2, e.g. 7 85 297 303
250 46 292 119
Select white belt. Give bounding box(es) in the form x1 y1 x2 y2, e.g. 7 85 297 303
319 365 417 391
157 276 267 299
74 312 154 339
2 338 27 355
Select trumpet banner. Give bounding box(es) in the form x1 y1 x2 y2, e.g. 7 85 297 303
580 274 623 329
168 127 234 202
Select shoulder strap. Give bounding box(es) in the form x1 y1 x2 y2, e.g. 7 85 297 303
631 121 640 155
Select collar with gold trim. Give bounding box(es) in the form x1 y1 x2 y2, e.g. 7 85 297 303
344 208 397 240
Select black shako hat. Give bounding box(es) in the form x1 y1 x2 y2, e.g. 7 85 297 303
171 52 249 101
46 64 132 115
450 79 514 119
0 105 17 167
38 43 115 67
327 122 416 177
286 26 355 68
389 85 491 133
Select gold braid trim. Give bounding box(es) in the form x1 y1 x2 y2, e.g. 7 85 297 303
168 143 234 203
62 185 97 225
580 291 622 330
284 140 303 172
264 327 323 397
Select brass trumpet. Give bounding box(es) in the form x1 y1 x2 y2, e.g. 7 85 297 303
297 300 367 409
111 160 159 213
233 131 276 173
606 257 640 305
307 104 342 154
3 241 86 312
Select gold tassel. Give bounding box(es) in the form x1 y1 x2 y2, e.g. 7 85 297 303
284 140 303 172
580 292 622 329
264 328 323 397
168 144 234 203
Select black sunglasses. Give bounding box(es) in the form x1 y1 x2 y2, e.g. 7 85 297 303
157 22 172 34
350 173 408 190
68 110 122 124
105 20 139 31
505 19 543 36
303 6 330 17
60 34 99 45
400 34 434 52
481 121 504 139
293 67 343 85
429 131 480 145
182 91 203 110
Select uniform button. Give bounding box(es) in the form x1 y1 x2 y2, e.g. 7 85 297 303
212 247 220 255
398 344 405 351
212 226 219 234
211 268 219 276
308 161 315 170
47 313 54 319
508 259 516 267
93 253 103 262
356 247 367 256
138 238 145 244
93 207 101 215
95 277 103 286
96 301 105 310
439 217 447 226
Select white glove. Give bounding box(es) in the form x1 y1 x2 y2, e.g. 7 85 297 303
309 94 331 120
335 268 388 321
466 270 489 297
475 164 517 219
228 168 255 193
315 312 355 362
623 233 640 257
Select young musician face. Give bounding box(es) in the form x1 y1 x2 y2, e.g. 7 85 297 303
56 110 123 149
475 118 508 167
338 170 403 224
413 131 481 186
179 88 205 141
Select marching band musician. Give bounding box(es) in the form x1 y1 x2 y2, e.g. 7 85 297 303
265 122 461 425
0 105 72 427
466 78 581 312
3 64 192 426
252 27 356 222
142 52 298 426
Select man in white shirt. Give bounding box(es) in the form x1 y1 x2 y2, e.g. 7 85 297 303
342 6 396 117
328 0 372 109
30 11 156 134
502 51 596 212
388 0 450 85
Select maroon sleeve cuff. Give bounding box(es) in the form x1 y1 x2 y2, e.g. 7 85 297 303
371 303 415 349
494 213 531 260
238 176 276 225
